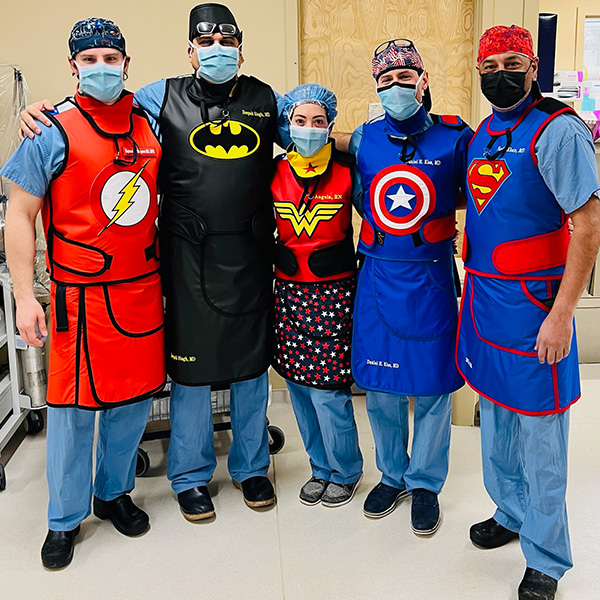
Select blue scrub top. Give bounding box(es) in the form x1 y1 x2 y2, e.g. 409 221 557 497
534 113 600 214
0 124 65 198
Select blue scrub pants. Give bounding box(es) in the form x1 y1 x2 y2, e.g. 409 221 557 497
287 381 363 484
366 391 452 493
167 372 270 493
46 400 152 531
479 398 572 580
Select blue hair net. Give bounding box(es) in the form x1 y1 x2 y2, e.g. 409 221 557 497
276 84 338 149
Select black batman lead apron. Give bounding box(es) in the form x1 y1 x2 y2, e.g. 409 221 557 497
158 74 277 386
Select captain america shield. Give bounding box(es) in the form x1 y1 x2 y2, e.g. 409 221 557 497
369 165 436 235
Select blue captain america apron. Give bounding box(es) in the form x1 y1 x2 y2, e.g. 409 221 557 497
352 113 469 395
457 97 581 415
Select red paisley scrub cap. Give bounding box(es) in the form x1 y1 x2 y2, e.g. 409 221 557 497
477 25 534 65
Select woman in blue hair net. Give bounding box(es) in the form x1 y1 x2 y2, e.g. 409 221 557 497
271 84 363 506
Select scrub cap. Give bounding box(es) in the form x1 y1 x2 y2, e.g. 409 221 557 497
282 83 338 122
371 39 432 111
277 84 338 148
478 25 534 64
68 18 126 58
189 3 242 42
372 41 424 80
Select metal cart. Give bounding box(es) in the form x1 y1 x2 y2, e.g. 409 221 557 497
135 382 285 476
0 63 41 490
0 274 47 491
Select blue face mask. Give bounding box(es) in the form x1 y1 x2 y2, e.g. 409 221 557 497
194 43 240 84
289 125 329 158
77 63 124 103
377 77 423 121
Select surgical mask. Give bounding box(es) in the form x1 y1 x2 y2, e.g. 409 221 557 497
193 43 239 84
289 125 329 158
77 63 124 103
480 69 529 110
377 74 423 121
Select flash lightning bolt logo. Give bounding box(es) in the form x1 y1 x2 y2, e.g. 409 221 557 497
99 160 150 235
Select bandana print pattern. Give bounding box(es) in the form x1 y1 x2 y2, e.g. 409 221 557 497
477 25 534 64
372 46 424 79
273 278 356 388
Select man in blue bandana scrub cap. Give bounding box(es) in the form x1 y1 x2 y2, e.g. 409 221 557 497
2 17 165 569
20 4 281 522
349 39 472 534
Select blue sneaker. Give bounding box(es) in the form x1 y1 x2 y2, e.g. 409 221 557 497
363 482 410 518
411 488 441 536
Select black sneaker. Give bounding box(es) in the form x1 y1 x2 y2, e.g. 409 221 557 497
411 488 441 536
321 475 362 507
363 482 410 518
518 568 558 600
299 477 329 506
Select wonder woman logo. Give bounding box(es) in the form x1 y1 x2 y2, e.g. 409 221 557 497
274 201 344 237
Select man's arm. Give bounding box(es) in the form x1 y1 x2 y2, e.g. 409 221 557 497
331 132 351 153
346 126 365 213
19 100 55 139
20 79 168 139
535 196 600 364
455 125 474 210
5 185 47 347
133 79 167 122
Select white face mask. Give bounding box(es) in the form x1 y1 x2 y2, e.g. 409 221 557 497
377 72 425 121
289 124 330 157
190 41 240 83
77 63 124 103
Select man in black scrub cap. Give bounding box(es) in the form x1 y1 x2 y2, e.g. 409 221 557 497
135 3 278 520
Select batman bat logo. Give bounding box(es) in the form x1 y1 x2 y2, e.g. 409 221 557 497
189 120 260 159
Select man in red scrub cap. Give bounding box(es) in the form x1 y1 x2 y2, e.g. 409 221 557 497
457 25 600 600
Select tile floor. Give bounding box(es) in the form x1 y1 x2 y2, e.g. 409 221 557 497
1 366 600 599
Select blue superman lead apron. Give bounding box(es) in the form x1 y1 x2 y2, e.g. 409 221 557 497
457 97 581 415
352 113 469 396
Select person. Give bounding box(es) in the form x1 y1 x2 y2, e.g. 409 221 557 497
457 25 600 600
272 84 363 506
349 39 472 534
1 18 165 569
144 2 279 519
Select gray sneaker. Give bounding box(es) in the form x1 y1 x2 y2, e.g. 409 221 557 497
321 475 362 508
299 477 329 506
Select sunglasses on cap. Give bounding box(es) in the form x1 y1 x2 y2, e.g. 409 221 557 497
374 38 415 57
195 22 239 37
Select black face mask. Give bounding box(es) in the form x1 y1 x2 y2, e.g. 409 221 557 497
480 70 528 109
